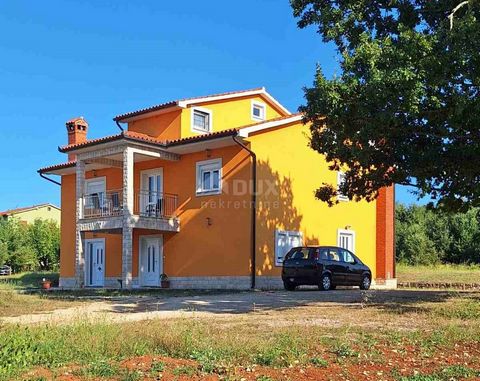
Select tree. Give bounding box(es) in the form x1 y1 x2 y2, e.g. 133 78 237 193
27 219 60 270
291 0 480 211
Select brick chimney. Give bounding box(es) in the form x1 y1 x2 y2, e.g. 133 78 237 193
66 117 88 161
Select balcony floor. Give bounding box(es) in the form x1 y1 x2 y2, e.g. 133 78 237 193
78 215 180 232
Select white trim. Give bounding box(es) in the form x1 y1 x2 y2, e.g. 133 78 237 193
178 87 291 115
138 235 163 287
251 100 266 121
274 229 304 267
84 238 105 287
337 171 348 201
195 158 222 196
337 229 356 254
84 176 106 195
191 106 213 134
238 114 303 137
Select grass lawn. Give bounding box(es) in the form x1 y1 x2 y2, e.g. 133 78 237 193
397 263 480 284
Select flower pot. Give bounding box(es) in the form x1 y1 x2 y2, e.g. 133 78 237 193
41 281 52 290
161 280 170 289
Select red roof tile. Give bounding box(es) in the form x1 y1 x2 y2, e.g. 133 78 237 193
0 203 60 216
113 87 265 122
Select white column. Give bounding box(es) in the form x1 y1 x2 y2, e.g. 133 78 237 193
75 160 86 287
122 147 134 288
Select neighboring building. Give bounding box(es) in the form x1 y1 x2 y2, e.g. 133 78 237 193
0 203 61 225
38 87 395 289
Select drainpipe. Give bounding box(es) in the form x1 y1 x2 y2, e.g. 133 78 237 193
38 172 61 186
232 133 256 289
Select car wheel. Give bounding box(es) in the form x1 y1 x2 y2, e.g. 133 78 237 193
318 274 332 291
360 275 371 290
283 281 296 291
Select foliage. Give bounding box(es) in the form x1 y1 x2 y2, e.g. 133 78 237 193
396 204 480 264
291 0 480 211
0 218 59 272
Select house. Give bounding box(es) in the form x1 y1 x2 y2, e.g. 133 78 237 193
0 203 61 225
38 87 395 289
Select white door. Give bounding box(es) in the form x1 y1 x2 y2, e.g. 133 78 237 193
139 237 162 286
86 240 105 287
338 230 355 253
141 170 163 216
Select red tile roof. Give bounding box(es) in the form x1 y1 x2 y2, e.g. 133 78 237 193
113 87 266 122
37 161 76 174
0 203 60 216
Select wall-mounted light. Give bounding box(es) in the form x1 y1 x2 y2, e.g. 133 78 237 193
92 170 97 177
206 149 212 158
206 217 212 226
345 225 352 230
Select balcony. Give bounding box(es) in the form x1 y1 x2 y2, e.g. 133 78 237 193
79 190 179 232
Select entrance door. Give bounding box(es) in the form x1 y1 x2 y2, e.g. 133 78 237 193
338 230 355 253
140 169 163 217
86 240 105 287
139 236 162 287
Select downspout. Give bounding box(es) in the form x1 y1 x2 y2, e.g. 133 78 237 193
38 171 61 186
232 133 256 289
115 120 124 131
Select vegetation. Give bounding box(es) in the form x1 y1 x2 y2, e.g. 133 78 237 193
291 0 480 210
1 294 480 380
0 218 59 272
396 204 480 265
397 263 480 284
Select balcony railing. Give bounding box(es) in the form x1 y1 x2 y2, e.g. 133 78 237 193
82 189 123 218
82 190 177 219
134 191 178 218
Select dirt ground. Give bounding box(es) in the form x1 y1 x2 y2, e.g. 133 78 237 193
2 288 477 330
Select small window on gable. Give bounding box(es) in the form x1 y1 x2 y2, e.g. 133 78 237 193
251 101 266 121
192 107 212 133
337 171 348 201
196 158 222 195
275 230 303 266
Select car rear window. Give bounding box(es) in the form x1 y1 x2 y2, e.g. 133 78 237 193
285 247 310 260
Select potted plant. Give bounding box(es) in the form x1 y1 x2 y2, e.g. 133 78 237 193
41 278 52 290
160 273 170 289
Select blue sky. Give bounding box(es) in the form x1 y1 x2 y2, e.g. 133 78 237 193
0 0 424 211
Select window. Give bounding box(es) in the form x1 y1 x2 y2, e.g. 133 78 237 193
196 159 222 195
338 229 355 253
275 230 303 266
251 101 266 121
191 107 212 133
326 248 340 262
339 249 355 264
337 171 348 201
285 247 310 261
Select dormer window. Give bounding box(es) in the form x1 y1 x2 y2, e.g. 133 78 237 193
192 107 212 133
251 101 266 121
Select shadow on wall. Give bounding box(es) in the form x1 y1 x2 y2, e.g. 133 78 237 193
256 160 319 276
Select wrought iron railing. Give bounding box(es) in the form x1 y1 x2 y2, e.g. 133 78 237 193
134 191 178 218
82 190 178 219
82 189 123 218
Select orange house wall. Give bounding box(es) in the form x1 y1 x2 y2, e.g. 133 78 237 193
128 110 182 141
60 145 252 280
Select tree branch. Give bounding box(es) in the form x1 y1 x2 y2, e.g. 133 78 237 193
448 1 469 29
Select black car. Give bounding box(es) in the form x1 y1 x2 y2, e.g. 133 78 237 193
281 246 371 291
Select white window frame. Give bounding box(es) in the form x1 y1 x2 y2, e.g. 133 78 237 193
191 106 213 133
274 229 303 266
251 100 266 121
84 176 106 195
196 158 222 196
337 229 356 254
337 171 348 201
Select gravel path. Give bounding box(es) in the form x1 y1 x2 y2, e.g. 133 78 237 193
1 289 465 326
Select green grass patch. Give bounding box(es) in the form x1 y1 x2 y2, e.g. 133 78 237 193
0 272 59 290
397 264 480 284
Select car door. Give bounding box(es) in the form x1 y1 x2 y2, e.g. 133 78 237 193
325 248 346 285
339 249 361 284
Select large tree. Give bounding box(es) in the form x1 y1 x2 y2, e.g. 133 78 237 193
291 0 480 210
